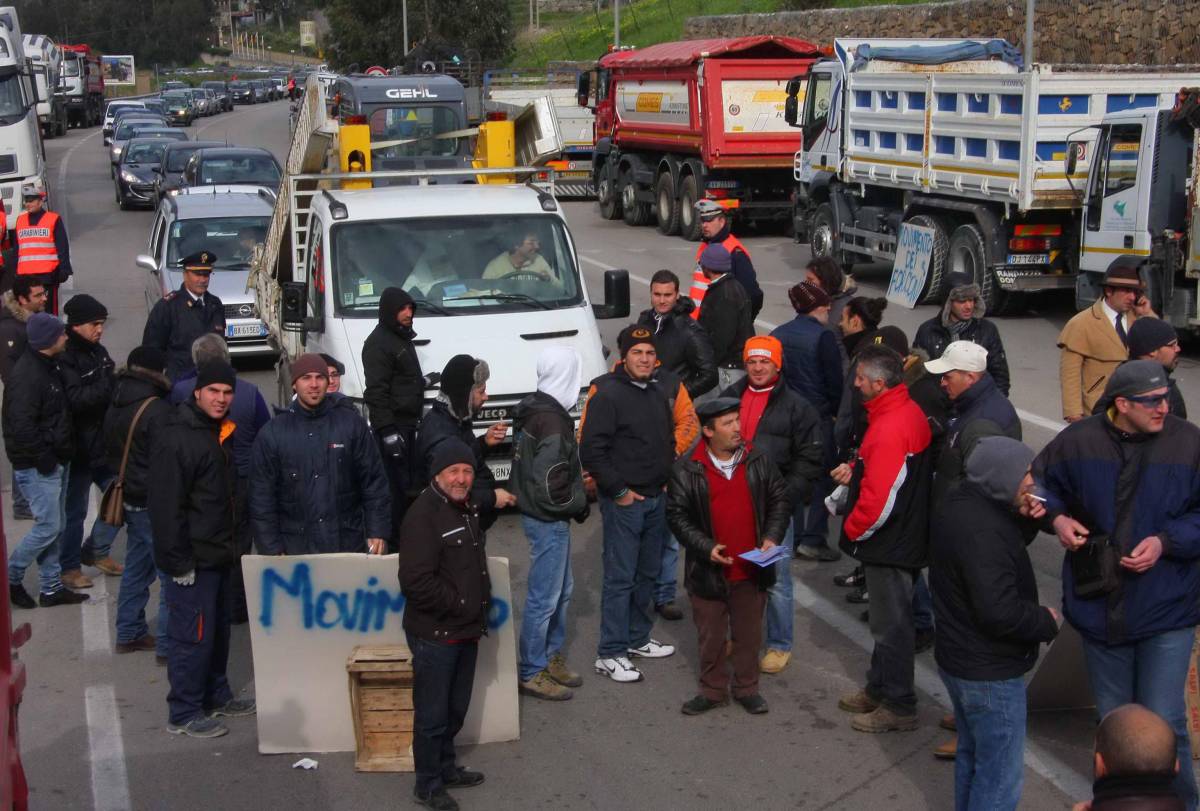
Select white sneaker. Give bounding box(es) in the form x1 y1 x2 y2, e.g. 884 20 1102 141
594 656 643 683
628 639 675 658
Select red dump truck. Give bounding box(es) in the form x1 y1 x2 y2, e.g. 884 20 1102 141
59 43 104 128
577 35 823 240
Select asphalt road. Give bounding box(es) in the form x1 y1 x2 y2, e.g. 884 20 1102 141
15 98 1198 810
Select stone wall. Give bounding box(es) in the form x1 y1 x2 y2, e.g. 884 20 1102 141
683 0 1200 66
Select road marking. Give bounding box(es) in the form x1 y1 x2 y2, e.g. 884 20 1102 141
791 575 1093 802
54 128 101 229
82 577 112 655
84 684 132 811
579 253 1068 439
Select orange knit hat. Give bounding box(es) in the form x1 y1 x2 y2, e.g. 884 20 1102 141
743 335 782 368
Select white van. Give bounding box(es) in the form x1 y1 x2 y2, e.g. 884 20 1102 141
272 180 629 480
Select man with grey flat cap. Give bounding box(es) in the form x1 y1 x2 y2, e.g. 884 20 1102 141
1032 359 1200 810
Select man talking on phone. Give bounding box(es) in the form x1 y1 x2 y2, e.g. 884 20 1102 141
1031 359 1200 811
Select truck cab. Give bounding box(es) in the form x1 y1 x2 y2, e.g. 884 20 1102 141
0 8 47 218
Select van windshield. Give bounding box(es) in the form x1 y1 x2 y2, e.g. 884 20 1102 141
62 60 80 77
330 214 583 316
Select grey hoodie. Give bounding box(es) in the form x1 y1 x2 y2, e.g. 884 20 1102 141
964 435 1035 506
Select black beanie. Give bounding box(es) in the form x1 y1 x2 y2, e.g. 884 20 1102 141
194 360 237 391
430 438 476 478
617 324 655 357
1127 317 1178 359
128 346 167 374
63 294 108 326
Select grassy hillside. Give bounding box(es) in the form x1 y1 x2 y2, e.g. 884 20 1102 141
508 0 939 68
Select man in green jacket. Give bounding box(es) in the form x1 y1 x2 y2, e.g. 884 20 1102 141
511 346 589 701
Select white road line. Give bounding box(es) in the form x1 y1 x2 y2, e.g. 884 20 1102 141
791 575 1093 802
84 684 132 811
82 577 112 655
579 253 1068 439
54 129 101 229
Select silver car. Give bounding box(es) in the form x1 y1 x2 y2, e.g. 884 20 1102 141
188 87 212 116
136 190 275 360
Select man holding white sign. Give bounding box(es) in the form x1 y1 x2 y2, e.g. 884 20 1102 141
886 223 935 311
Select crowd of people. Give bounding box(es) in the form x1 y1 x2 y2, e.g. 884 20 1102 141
1 193 1197 811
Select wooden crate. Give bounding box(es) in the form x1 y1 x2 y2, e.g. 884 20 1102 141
347 645 415 772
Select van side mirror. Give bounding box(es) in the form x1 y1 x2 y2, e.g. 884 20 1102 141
281 281 306 331
592 269 630 320
1065 142 1083 178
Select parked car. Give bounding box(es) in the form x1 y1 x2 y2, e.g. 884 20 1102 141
161 91 195 126
202 80 233 112
114 138 169 210
102 100 146 140
161 80 188 92
136 191 275 360
153 140 226 203
270 76 288 99
110 124 187 176
229 81 255 104
182 147 282 191
141 99 166 117
249 80 271 103
108 115 169 158
203 87 220 115
188 87 212 117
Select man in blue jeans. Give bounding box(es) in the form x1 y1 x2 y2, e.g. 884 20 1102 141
105 347 174 659
933 437 1059 811
1033 360 1200 811
581 325 678 683
4 312 88 608
511 347 589 701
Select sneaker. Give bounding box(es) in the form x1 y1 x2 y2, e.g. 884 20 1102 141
838 688 879 714
681 695 728 715
655 601 683 621
89 556 124 577
934 736 958 760
939 713 957 732
594 656 643 683
413 787 458 811
442 767 485 789
760 649 791 674
115 635 157 654
546 653 582 688
628 639 675 659
851 704 920 733
8 584 35 610
209 698 256 718
833 567 864 588
845 587 869 604
794 543 841 562
915 629 935 654
736 694 769 715
61 569 94 590
39 588 88 607
519 671 573 701
166 717 229 738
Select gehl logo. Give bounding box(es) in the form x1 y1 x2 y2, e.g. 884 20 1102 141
384 88 439 100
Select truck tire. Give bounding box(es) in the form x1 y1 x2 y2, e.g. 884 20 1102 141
809 203 836 261
597 164 622 221
678 174 701 241
906 214 950 304
947 222 1019 313
620 169 651 227
655 172 680 235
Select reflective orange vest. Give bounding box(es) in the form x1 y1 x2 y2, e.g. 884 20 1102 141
689 234 750 320
15 210 61 276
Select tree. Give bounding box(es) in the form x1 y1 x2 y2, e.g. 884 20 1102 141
325 0 511 71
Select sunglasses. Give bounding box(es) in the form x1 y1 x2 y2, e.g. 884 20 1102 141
1123 392 1169 408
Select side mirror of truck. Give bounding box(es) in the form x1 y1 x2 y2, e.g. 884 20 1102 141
1065 142 1083 179
576 72 591 108
592 269 630 320
784 96 798 127
281 281 307 332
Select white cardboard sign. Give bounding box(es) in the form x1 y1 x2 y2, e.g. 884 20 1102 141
243 553 520 754
886 223 936 309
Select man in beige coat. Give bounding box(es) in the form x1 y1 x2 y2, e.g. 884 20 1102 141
1058 260 1155 421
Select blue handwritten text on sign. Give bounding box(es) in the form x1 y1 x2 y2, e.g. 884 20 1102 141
886 223 936 309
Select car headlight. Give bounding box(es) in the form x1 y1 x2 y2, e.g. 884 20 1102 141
169 189 180 196
120 170 139 183
111 146 121 159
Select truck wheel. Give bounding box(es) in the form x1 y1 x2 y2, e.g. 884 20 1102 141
655 173 680 235
947 222 1019 312
597 164 622 221
620 169 650 227
906 214 950 303
809 203 836 261
678 174 701 241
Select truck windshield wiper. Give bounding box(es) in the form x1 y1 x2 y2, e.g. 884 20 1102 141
443 293 550 310
412 298 450 316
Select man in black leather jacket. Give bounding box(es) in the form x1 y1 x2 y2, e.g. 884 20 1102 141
636 269 717 399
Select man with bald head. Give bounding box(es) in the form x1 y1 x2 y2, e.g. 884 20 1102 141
1073 704 1183 811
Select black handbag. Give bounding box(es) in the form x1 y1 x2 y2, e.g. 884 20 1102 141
1070 534 1121 599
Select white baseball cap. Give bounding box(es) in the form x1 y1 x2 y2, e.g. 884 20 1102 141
924 340 988 374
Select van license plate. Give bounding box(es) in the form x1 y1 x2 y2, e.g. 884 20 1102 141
486 460 511 481
226 324 266 338
1007 254 1049 265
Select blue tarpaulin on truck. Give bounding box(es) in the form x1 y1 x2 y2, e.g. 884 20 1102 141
850 40 1023 72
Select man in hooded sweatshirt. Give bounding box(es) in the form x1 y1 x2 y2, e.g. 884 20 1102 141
511 346 590 701
913 273 1010 396
416 354 514 530
932 436 1059 811
363 287 429 538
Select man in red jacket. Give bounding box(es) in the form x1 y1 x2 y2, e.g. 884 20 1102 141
831 344 934 734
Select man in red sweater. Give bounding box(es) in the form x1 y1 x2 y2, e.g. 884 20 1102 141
666 397 791 716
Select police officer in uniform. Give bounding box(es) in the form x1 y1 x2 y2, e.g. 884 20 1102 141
142 251 226 382
689 200 762 320
13 184 71 315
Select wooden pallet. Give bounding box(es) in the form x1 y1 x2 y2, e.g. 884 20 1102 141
347 645 414 772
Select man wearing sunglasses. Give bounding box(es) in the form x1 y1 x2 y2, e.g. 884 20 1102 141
1031 359 1200 811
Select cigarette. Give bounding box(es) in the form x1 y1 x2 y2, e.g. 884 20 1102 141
1028 494 1047 503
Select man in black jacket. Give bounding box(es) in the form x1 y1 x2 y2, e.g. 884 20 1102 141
1080 704 1186 811
4 313 87 609
415 354 513 531
58 294 120 589
399 439 489 811
722 335 823 674
580 325 678 683
1126 318 1187 419
250 353 390 556
667 397 790 716
149 361 255 739
636 270 717 399
696 244 754 390
141 251 226 382
0 276 47 520
932 436 1058 810
913 273 1011 396
108 347 174 659
363 287 428 541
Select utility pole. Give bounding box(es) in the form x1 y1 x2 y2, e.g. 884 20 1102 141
1025 0 1034 68
402 0 409 57
614 0 620 48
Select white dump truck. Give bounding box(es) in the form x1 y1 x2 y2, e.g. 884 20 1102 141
22 34 67 139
